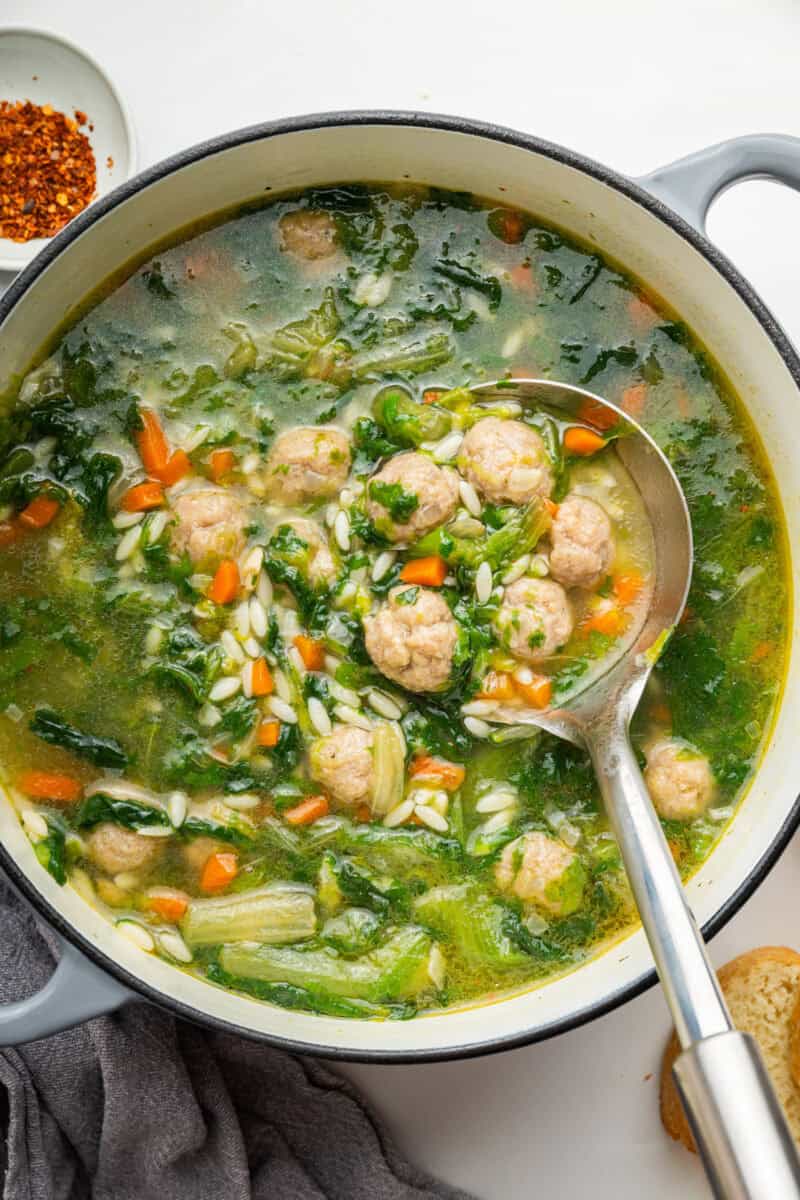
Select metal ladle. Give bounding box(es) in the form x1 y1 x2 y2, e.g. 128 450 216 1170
472 378 800 1199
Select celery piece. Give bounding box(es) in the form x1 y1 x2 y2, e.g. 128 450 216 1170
182 885 316 948
219 926 433 1002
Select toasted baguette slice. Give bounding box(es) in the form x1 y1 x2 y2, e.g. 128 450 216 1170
660 946 800 1151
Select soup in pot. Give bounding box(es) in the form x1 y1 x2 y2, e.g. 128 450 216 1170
0 184 786 1019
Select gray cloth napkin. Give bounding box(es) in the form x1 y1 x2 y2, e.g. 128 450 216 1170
0 884 473 1200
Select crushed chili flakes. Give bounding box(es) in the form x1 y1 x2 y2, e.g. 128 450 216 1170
0 99 96 242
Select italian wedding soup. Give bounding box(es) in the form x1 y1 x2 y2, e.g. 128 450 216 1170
0 185 787 1019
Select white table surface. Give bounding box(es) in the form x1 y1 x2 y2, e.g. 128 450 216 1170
4 1 800 1194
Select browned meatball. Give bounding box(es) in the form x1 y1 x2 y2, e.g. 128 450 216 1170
549 494 615 589
495 577 573 662
309 724 374 805
171 488 246 566
279 211 338 260
364 586 458 692
264 427 351 505
88 824 163 875
458 417 553 505
366 453 459 543
645 740 714 820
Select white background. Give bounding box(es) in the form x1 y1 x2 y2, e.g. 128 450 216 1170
4 1 800 1194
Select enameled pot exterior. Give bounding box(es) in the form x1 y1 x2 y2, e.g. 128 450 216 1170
1 114 799 1060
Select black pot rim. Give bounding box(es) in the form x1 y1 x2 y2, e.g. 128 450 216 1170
2 108 799 1064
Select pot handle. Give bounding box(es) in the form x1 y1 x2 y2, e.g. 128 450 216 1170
637 133 800 232
0 931 134 1044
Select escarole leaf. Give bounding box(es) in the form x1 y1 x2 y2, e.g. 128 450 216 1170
29 709 128 769
74 793 170 831
181 885 316 948
34 817 67 885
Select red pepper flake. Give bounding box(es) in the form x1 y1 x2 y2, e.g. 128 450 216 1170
106 155 114 169
0 99 96 242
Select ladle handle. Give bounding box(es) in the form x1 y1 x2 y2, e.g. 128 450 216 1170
588 726 800 1198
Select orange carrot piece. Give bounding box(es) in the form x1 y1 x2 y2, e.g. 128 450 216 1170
478 671 516 702
135 408 170 474
293 635 325 671
19 770 81 803
355 803 372 823
613 571 644 606
257 720 280 747
200 851 238 893
146 889 190 922
19 495 60 529
650 702 672 724
621 384 647 419
284 795 330 826
583 606 624 636
564 427 606 457
154 449 191 486
209 448 235 481
627 293 659 329
495 210 527 244
410 756 466 792
750 641 773 663
576 398 620 432
250 657 274 697
121 481 164 512
208 559 240 605
399 556 447 587
422 389 444 405
0 520 22 547
509 263 535 292
544 498 559 519
515 675 553 709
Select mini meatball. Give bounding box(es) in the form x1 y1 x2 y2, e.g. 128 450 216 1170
364 586 458 692
458 417 554 505
88 823 163 876
277 517 336 586
182 835 226 873
495 831 586 916
495 577 573 662
279 210 338 260
366 452 459 543
549 494 615 590
171 488 246 567
645 740 715 820
309 724 374 806
264 427 351 505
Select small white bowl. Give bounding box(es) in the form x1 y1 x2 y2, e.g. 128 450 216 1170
0 27 136 273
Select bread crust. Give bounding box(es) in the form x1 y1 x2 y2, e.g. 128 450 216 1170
660 946 800 1153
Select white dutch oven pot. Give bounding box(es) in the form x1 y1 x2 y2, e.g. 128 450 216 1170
0 114 798 1061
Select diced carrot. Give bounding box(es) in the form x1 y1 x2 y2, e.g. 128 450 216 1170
410 756 466 792
495 210 527 244
576 398 620 432
154 449 191 486
750 641 773 663
509 263 535 292
257 720 280 747
621 384 647 419
0 520 22 547
355 803 372 823
544 498 559 519
293 635 325 671
146 888 190 922
121 481 164 512
422 389 444 405
583 605 624 636
200 851 238 893
19 495 60 529
209 448 235 481
613 571 644 606
250 657 274 697
19 770 81 803
284 794 330 826
399 556 447 587
135 408 170 474
515 675 552 709
208 559 240 605
564 427 606 457
478 670 516 702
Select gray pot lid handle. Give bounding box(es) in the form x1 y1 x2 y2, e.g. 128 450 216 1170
638 133 800 232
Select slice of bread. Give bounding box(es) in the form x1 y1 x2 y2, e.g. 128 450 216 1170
660 946 800 1151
